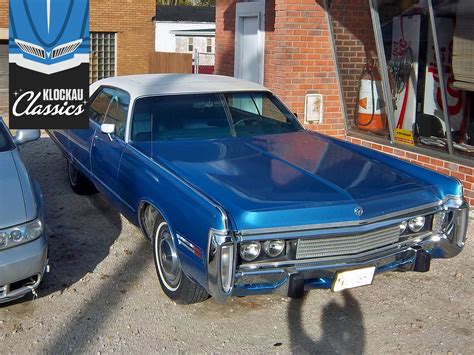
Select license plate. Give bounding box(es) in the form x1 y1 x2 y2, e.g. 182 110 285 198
332 266 376 292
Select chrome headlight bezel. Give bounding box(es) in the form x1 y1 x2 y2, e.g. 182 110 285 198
0 218 43 251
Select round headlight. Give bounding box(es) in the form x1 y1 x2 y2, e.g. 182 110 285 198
0 232 7 248
10 229 23 242
408 216 425 232
399 221 408 234
262 240 285 258
240 242 261 261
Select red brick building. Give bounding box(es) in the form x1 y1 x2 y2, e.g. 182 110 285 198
216 0 474 207
0 0 156 117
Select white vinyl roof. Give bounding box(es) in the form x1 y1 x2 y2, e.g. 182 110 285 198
90 74 269 98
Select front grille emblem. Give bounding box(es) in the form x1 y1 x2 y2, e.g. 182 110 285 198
354 206 364 217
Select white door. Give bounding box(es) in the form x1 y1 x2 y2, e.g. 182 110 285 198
234 2 265 84
0 44 8 118
239 16 259 82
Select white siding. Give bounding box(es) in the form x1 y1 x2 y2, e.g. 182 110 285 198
155 21 215 53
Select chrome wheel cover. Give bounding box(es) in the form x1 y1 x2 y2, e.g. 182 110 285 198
155 222 181 291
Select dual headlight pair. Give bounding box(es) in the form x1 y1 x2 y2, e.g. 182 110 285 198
399 216 426 233
399 211 452 235
0 219 43 251
240 240 285 262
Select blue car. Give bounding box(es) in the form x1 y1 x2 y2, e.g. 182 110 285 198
48 75 469 304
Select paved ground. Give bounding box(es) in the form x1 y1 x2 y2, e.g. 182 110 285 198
1 137 473 354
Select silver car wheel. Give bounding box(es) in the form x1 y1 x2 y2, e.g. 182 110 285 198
155 222 181 291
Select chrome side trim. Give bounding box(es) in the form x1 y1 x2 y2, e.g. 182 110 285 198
177 233 204 259
127 144 229 232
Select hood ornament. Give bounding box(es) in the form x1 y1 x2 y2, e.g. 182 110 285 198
354 206 364 217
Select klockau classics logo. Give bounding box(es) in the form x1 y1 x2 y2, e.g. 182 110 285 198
9 0 89 129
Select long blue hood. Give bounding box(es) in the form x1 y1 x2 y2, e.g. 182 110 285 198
137 131 462 231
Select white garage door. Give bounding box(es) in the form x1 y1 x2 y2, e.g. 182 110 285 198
0 44 8 119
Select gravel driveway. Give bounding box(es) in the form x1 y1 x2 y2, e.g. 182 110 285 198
1 137 473 354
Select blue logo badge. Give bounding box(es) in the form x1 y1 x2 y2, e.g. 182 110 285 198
9 0 89 75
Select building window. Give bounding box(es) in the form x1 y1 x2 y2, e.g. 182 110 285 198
328 0 474 165
90 32 116 83
206 38 212 53
188 37 194 52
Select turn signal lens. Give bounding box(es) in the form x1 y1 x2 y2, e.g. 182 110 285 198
408 216 425 232
220 245 234 293
432 212 447 233
262 240 285 258
25 219 43 240
399 221 408 234
240 242 261 261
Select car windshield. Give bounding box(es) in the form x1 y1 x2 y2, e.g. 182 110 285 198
0 120 13 152
131 92 303 142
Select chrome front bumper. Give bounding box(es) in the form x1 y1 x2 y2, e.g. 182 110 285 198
0 236 48 304
207 201 469 302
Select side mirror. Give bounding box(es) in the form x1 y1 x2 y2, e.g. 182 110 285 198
100 123 115 141
100 123 115 135
14 129 41 145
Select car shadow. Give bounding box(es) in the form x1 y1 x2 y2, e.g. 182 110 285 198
287 290 365 354
19 137 123 297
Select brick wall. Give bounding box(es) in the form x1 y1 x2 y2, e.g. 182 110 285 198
348 136 474 207
329 0 379 130
215 0 345 138
215 0 236 77
0 0 7 29
90 0 155 76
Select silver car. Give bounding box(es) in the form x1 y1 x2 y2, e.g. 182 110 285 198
0 118 48 303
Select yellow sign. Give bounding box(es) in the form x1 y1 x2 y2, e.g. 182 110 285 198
394 128 415 146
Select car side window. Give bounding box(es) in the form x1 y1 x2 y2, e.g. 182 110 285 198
89 88 114 125
103 89 130 140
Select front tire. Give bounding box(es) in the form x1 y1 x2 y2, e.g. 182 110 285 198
153 220 209 304
67 160 96 195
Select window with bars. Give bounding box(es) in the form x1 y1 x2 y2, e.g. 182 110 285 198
90 32 116 83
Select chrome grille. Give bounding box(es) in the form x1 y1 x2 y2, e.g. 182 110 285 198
52 39 82 59
15 39 46 59
296 225 400 259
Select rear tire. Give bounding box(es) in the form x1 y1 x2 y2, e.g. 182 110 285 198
153 219 209 304
67 160 96 195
